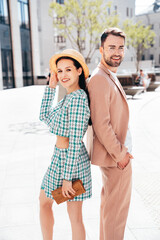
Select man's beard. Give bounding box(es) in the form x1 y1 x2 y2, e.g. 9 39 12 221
103 53 123 67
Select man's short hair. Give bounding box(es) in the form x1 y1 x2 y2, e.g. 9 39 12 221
101 27 126 47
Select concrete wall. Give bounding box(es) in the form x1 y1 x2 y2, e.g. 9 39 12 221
29 0 41 85
112 0 135 20
9 0 23 88
37 0 56 76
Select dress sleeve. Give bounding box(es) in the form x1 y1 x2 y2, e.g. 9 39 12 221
39 86 56 125
61 95 90 181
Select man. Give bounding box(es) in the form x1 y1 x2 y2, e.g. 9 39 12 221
87 28 133 240
135 69 150 92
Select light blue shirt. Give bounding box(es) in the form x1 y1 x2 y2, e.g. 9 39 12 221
125 127 132 153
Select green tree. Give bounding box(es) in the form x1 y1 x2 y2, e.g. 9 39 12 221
123 19 156 72
49 0 119 62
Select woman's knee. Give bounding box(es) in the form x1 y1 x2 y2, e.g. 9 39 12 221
39 189 53 209
67 202 83 223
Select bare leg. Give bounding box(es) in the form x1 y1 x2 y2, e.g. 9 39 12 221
39 189 54 240
67 201 85 240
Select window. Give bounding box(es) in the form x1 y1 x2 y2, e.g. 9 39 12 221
80 40 85 50
96 43 100 49
54 35 66 43
56 0 64 4
150 54 154 60
142 55 145 60
150 24 154 29
114 5 117 14
126 7 129 17
0 0 9 24
22 50 31 72
107 7 110 15
54 17 65 24
18 0 29 29
85 57 91 64
19 0 28 3
18 0 33 86
0 0 15 89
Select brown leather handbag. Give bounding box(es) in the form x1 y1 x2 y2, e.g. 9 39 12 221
51 179 86 204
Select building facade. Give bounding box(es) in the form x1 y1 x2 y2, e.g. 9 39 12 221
52 0 136 72
136 6 160 69
0 0 135 90
0 0 34 89
0 0 54 90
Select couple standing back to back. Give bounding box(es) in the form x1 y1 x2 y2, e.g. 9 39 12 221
39 27 133 240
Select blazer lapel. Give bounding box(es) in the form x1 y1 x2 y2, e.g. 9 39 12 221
98 63 127 102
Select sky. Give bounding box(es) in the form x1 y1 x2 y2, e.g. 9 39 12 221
135 0 156 14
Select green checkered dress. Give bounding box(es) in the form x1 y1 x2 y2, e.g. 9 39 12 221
40 86 92 201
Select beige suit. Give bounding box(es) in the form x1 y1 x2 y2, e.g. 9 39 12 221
87 62 132 240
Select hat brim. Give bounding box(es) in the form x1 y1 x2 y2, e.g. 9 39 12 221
49 53 89 79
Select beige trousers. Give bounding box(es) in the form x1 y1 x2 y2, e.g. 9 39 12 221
100 161 132 240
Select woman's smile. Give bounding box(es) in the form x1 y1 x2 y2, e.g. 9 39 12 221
61 78 70 83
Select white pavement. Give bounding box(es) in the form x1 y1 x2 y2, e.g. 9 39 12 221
0 85 160 240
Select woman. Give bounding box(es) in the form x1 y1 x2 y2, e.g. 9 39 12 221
39 49 92 240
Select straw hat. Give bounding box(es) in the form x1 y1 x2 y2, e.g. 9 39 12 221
49 49 89 79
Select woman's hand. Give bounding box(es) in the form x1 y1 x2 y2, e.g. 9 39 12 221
62 180 76 198
49 71 58 89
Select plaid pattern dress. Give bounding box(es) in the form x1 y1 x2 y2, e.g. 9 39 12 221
39 86 92 201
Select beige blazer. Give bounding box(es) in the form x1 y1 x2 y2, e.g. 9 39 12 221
87 62 129 167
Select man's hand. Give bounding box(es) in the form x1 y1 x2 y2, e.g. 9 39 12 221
62 180 76 198
117 152 133 170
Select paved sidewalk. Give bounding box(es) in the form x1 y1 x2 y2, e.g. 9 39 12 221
0 85 160 240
